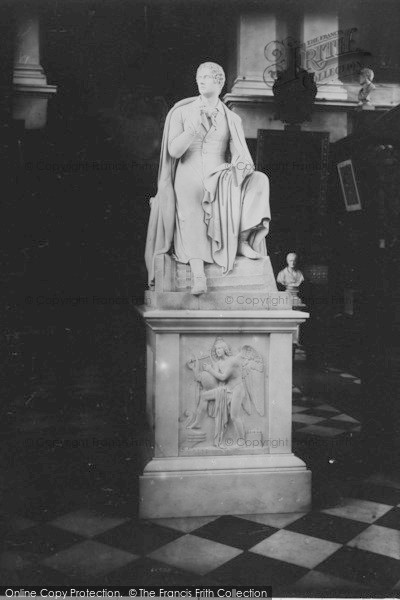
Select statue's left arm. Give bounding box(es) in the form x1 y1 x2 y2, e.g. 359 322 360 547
227 113 256 187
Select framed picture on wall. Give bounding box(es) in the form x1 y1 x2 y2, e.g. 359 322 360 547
337 159 362 212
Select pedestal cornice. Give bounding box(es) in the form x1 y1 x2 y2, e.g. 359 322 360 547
137 307 309 333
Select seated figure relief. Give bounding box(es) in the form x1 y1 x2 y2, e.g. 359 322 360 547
185 337 265 448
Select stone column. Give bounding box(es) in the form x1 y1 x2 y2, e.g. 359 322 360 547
13 6 57 129
301 7 349 101
224 12 282 138
229 12 278 97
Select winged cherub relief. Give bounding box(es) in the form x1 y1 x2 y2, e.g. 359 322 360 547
185 337 265 447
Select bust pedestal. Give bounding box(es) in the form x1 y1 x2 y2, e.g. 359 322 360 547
138 255 310 518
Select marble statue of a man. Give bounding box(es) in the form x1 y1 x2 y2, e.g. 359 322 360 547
145 62 271 295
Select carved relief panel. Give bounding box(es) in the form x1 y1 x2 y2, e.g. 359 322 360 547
179 334 269 455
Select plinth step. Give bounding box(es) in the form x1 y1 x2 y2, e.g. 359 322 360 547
155 254 278 293
145 290 292 310
140 455 311 518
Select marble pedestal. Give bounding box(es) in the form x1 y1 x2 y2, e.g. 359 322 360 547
137 307 311 518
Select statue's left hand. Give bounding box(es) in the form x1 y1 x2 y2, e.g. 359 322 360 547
231 156 254 177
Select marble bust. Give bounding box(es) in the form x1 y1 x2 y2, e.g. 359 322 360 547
145 62 271 295
358 68 376 106
277 252 304 296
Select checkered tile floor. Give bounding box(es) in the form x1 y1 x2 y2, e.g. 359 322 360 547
2 363 400 595
291 386 361 438
3 482 400 594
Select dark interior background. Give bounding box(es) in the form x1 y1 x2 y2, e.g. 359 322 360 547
0 0 248 421
2 0 400 429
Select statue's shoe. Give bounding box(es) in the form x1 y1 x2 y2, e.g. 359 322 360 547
238 241 263 259
191 275 207 295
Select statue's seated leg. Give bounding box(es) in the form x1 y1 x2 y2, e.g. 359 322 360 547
191 275 207 295
238 237 264 259
238 171 271 258
189 259 207 295
251 218 270 248
187 390 213 428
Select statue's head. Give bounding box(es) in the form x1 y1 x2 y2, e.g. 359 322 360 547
360 67 374 84
286 252 298 268
211 337 231 359
196 62 226 96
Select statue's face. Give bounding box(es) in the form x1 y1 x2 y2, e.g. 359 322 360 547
196 66 221 97
287 254 297 268
214 342 227 357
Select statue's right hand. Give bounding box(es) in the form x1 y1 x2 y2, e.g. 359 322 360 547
184 111 202 136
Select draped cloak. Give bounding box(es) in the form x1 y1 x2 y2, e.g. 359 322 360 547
144 96 270 286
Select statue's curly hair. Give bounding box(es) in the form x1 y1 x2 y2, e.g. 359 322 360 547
197 62 226 88
360 67 374 81
211 337 231 360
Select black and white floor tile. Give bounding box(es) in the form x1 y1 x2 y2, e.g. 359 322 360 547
3 485 400 594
